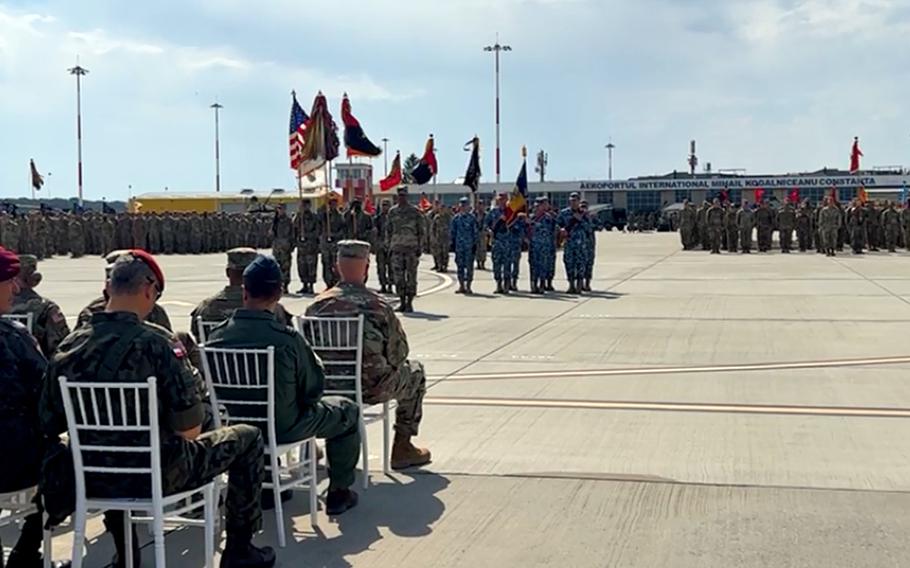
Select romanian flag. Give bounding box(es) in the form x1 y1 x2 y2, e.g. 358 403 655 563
504 149 528 225
857 186 868 204
788 187 799 204
341 94 382 158
410 135 437 185
753 187 765 204
850 136 863 174
379 152 402 192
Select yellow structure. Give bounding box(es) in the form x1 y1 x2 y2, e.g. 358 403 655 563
129 189 337 214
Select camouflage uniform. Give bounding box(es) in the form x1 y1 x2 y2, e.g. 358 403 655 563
40 312 265 546
11 256 71 358
68 214 86 258
77 295 173 331
528 206 557 292
724 204 739 253
901 205 910 251
696 203 709 250
387 199 425 307
318 207 346 289
473 203 488 269
450 206 479 289
556 205 591 292
679 203 697 250
819 203 842 256
100 215 115 255
508 216 527 288
430 208 453 272
484 206 511 290
777 203 796 253
207 310 360 490
866 203 882 251
847 204 867 253
146 214 162 253
373 207 393 292
293 208 320 291
736 205 755 253
706 204 725 254
796 204 813 252
754 205 775 252
271 211 295 291
306 282 426 437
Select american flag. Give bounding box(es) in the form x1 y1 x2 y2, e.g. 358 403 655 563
289 92 309 170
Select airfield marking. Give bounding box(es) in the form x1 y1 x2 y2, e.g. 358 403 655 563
423 395 910 418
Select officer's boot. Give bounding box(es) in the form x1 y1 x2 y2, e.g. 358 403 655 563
405 296 415 313
456 280 465 294
584 278 592 292
567 280 578 294
546 279 554 292
511 278 518 291
530 280 539 294
391 433 432 470
465 281 473 295
397 293 407 312
495 281 504 294
104 512 141 568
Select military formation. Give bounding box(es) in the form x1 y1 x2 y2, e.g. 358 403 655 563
678 197 910 256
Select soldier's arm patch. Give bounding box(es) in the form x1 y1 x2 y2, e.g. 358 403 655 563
171 339 187 359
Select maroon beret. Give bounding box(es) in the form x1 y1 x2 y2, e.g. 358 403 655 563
0 247 20 282
129 249 165 293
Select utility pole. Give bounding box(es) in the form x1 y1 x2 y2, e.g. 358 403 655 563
68 62 89 207
534 149 548 182
484 35 512 183
381 137 389 176
211 102 223 192
605 141 615 180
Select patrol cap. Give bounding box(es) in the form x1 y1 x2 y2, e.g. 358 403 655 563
0 247 20 282
569 192 580 199
459 196 469 204
227 247 258 270
535 196 549 203
243 254 283 297
337 240 371 259
396 186 409 195
18 254 39 275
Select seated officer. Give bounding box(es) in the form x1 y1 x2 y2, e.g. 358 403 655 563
40 250 275 568
0 246 70 567
10 254 70 358
190 247 292 341
206 255 361 515
306 240 431 470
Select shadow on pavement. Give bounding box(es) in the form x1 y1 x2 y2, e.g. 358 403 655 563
403 312 449 321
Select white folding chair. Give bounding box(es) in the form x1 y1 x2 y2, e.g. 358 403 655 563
195 319 224 345
199 346 318 548
59 376 217 568
1 312 34 333
0 486 53 568
296 315 395 490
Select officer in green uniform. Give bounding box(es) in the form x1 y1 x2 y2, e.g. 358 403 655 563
11 254 71 358
40 250 275 568
206 254 361 516
306 240 431 470
190 248 292 342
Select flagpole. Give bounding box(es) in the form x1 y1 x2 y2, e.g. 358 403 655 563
68 62 88 207
30 163 34 200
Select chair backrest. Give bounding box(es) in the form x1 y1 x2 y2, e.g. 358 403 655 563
58 376 164 504
2 313 34 333
195 319 224 345
199 346 276 443
295 315 364 407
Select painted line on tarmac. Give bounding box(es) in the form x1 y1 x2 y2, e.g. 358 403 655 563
427 355 910 382
416 269 454 297
423 395 910 418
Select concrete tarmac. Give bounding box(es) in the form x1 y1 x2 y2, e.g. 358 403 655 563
8 232 910 567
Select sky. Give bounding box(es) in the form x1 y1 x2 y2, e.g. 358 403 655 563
1 0 909 201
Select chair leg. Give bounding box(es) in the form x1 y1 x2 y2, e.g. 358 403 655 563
70 505 87 568
204 484 216 568
360 418 370 490
152 512 166 568
383 402 392 476
271 455 286 548
124 510 134 568
308 439 318 528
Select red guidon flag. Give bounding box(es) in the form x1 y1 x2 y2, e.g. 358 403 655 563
753 188 765 203
850 136 863 174
341 94 382 158
379 152 402 192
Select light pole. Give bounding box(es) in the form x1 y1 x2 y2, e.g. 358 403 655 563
211 102 223 192
484 36 512 183
68 62 88 207
381 137 389 176
605 141 615 180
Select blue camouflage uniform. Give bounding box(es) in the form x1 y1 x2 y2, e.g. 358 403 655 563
450 209 479 285
507 216 527 285
557 206 591 289
583 211 602 281
529 210 557 288
484 207 511 287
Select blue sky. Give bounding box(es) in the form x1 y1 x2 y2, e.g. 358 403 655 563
1 0 908 201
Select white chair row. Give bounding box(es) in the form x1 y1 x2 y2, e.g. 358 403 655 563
1 312 33 333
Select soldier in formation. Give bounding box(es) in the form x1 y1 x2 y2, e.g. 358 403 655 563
528 196 557 294
706 198 725 254
387 187 425 313
271 205 295 294
474 198 488 270
429 201 453 273
293 199 320 294
777 201 796 253
318 196 346 290
485 193 513 294
679 200 697 250
557 192 592 294
373 200 393 293
450 197 479 294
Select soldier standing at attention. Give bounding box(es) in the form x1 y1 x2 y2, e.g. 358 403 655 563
450 197 479 294
40 251 275 568
343 198 374 243
11 255 70 358
706 198 725 254
678 200 696 250
881 201 901 252
796 200 813 252
846 200 866 254
431 202 453 273
485 193 512 294
373 200 393 294
318 196 346 290
508 208 528 292
557 192 591 294
207 255 361 515
271 204 295 294
293 200 320 294
528 196 557 294
754 200 775 252
777 200 797 253
819 196 842 256
866 201 882 252
724 202 740 253
736 200 755 254
0 248 72 568
190 248 293 341
68 214 86 258
306 241 431 470
696 201 710 250
901 199 910 251
387 187 425 312
474 199 488 270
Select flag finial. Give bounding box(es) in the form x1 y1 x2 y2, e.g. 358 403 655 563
521 145 527 158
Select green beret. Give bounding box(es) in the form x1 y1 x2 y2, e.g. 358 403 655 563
337 240 371 259
227 247 258 270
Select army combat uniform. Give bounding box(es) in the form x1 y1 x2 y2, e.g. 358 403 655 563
387 193 426 312
11 255 71 358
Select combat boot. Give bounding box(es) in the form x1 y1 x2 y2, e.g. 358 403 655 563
455 281 465 294
511 278 518 291
465 282 474 295
405 296 415 313
583 279 592 292
219 543 276 568
325 488 359 516
495 282 504 294
530 282 539 294
391 434 432 470
397 295 407 312
567 282 578 294
546 280 554 292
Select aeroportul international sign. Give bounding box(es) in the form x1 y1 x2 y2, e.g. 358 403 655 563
579 174 910 192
